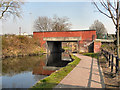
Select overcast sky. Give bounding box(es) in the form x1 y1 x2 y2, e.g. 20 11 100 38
1 0 116 35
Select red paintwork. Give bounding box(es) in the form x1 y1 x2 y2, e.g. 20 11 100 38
33 30 102 53
33 30 97 46
33 61 55 75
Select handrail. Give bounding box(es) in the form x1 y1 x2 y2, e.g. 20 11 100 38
101 48 119 74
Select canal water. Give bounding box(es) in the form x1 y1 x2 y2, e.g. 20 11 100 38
1 52 72 88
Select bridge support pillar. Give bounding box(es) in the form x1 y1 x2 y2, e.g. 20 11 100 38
46 41 62 53
77 41 80 53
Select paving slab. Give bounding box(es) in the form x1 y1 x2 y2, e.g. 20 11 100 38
55 54 105 88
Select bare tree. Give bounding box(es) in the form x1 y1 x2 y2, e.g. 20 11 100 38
34 16 53 31
0 0 24 19
93 0 119 57
89 20 107 38
52 15 71 31
34 15 71 31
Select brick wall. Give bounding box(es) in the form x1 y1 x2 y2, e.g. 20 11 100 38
94 41 101 53
33 30 97 52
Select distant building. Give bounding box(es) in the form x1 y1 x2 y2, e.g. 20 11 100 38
21 32 29 36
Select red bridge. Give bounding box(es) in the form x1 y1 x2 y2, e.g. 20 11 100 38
33 30 101 53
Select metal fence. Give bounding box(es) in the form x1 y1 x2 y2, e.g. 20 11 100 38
97 34 115 40
101 49 119 74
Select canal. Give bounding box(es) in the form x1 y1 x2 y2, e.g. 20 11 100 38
1 52 72 88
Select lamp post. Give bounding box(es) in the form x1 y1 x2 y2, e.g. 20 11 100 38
19 27 21 35
29 12 32 35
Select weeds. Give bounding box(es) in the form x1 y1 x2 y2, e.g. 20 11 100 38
2 35 43 58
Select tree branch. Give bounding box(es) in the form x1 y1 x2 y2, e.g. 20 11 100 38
0 3 10 19
107 0 116 10
107 1 116 25
0 0 23 19
116 0 119 22
93 1 112 18
101 0 108 10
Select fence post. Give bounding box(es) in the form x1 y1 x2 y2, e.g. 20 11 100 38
111 54 113 72
116 57 119 74
101 49 102 55
109 54 111 67
102 49 119 74
107 52 109 61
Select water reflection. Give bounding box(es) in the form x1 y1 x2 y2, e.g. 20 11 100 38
32 57 55 75
2 55 48 88
2 52 72 88
2 72 46 88
33 52 72 75
46 53 71 67
2 55 46 76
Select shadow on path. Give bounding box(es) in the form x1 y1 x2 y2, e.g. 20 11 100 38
55 54 105 88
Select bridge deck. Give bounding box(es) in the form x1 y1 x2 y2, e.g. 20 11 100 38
55 54 105 88
43 37 81 41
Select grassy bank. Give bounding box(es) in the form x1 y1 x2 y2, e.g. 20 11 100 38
2 35 44 59
82 53 98 59
62 46 72 50
99 53 119 88
32 54 81 88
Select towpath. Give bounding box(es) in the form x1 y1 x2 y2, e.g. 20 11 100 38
55 54 105 88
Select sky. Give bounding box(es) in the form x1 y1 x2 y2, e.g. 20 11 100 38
1 0 117 35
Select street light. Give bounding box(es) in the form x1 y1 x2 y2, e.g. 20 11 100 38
19 27 21 35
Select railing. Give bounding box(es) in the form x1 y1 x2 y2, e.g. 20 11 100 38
101 49 119 74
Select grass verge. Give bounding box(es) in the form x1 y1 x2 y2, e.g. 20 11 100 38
32 54 81 89
82 53 98 59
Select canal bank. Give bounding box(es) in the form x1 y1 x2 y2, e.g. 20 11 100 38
2 35 45 59
32 54 81 88
2 52 73 88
